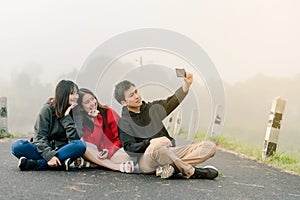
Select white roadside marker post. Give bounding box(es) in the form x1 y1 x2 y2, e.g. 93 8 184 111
173 109 182 138
262 96 286 160
187 109 199 141
210 104 223 139
0 97 8 137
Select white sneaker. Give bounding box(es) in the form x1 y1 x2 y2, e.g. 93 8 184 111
157 164 175 179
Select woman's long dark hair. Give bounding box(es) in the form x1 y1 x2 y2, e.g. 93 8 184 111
78 88 108 132
50 80 79 118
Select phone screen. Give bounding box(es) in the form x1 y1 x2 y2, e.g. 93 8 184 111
175 68 186 78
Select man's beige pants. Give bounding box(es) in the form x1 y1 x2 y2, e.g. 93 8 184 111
139 141 217 178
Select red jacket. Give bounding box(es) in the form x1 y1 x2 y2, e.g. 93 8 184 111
82 107 121 158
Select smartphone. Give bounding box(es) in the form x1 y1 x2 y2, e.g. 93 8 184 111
100 149 108 157
98 149 108 159
175 68 186 78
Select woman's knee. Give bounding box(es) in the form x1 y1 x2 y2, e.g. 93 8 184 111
71 140 86 154
11 139 29 158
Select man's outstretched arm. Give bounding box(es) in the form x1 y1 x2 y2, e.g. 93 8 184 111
151 72 193 117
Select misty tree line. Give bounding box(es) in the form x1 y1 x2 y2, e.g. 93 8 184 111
0 68 77 134
223 73 300 150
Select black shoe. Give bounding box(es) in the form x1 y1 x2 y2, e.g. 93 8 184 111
61 158 72 171
18 157 39 171
190 166 218 179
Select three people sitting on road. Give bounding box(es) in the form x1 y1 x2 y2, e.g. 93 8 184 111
10 71 218 180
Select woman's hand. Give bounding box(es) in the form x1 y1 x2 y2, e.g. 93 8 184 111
65 102 78 116
47 156 61 168
88 109 99 117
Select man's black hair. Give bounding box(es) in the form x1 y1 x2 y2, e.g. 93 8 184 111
114 80 135 104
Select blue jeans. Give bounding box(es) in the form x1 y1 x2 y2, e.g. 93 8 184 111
11 139 86 170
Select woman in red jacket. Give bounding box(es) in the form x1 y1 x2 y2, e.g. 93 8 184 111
76 88 134 173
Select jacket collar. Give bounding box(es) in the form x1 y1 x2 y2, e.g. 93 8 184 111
121 101 147 117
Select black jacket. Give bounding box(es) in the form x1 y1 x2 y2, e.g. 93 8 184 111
118 87 187 158
32 103 80 161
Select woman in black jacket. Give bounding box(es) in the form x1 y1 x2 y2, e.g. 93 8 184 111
11 80 86 171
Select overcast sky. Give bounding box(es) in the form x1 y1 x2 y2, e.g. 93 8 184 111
1 0 300 85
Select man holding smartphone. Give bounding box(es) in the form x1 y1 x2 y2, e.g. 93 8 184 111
114 70 218 179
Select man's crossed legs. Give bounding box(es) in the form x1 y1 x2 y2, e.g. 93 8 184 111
138 140 218 179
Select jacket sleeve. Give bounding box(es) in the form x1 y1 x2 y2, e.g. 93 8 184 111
118 119 150 153
73 110 84 138
106 108 122 158
33 105 57 161
151 87 188 118
59 114 80 141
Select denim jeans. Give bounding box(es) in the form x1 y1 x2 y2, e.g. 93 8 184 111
11 139 86 170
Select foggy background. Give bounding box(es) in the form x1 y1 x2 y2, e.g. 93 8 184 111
1 1 299 154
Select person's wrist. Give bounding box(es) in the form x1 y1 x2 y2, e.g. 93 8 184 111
182 84 190 93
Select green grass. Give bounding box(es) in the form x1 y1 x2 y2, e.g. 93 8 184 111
0 131 33 139
0 132 14 139
264 152 300 174
193 133 300 175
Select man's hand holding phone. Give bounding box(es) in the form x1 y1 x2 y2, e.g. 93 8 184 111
175 68 193 92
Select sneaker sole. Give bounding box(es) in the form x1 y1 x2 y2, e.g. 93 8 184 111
64 158 71 171
18 157 26 171
203 165 218 171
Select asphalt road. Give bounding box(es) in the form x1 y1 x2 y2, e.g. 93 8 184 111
1 138 299 200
